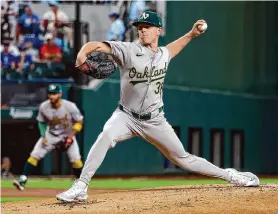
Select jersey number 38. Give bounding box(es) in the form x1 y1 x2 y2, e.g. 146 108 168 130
154 81 164 95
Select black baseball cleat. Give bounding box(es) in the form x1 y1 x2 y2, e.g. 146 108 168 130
13 175 27 191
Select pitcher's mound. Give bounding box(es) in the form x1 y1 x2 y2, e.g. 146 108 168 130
2 184 278 214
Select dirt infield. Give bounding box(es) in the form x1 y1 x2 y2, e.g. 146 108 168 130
2 184 278 214
1 188 123 197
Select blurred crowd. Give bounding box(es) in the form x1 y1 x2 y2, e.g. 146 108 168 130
1 0 157 81
107 0 157 42
1 0 73 80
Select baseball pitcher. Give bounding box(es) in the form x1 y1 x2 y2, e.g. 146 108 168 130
13 84 84 191
57 11 259 202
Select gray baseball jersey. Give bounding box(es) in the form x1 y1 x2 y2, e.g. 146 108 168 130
37 99 83 136
30 99 83 162
79 41 230 184
105 41 171 114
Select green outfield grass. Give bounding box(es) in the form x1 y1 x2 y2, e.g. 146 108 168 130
1 178 277 203
1 178 278 189
1 197 39 203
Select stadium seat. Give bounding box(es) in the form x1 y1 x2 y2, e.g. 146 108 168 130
1 68 10 79
5 71 22 80
52 63 65 71
52 63 66 77
34 62 49 69
33 62 68 78
62 52 74 64
27 69 43 79
41 67 56 78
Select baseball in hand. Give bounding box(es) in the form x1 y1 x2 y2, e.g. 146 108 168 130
198 22 208 31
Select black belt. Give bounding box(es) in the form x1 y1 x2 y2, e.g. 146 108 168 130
49 132 60 137
118 104 163 120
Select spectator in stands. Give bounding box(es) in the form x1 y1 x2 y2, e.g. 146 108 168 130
15 44 35 75
1 0 17 41
24 36 40 62
1 41 16 69
129 0 146 21
127 0 146 41
17 0 30 18
43 1 72 41
107 12 126 41
54 28 70 54
116 1 130 29
40 33 62 62
23 33 44 50
16 5 42 41
0 38 19 56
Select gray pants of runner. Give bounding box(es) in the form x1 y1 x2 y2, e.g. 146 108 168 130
79 109 231 184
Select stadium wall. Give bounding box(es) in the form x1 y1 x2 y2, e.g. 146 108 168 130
165 1 277 95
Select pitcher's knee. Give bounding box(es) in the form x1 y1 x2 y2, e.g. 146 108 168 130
168 150 192 161
171 153 198 167
183 154 198 163
98 129 117 149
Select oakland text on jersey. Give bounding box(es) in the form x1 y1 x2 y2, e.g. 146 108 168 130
128 62 167 85
48 115 71 129
38 100 84 136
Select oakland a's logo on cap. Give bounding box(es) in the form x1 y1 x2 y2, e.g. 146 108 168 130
50 84 56 90
140 12 149 20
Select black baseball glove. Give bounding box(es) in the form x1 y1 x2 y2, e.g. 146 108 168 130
55 137 74 152
77 52 117 79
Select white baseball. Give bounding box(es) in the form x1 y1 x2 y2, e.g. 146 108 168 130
198 22 208 31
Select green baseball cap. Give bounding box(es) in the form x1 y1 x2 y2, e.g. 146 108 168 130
47 84 62 94
132 11 163 28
